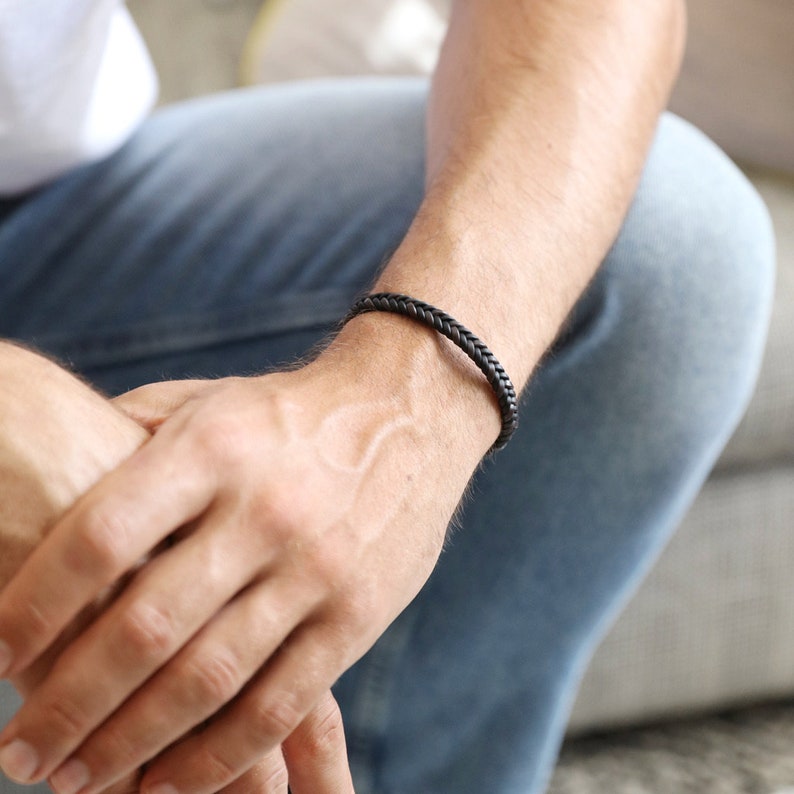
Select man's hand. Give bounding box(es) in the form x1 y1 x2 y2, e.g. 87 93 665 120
0 342 150 794
0 342 356 794
0 322 483 794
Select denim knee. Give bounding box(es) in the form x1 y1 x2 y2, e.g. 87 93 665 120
591 114 776 441
642 113 773 358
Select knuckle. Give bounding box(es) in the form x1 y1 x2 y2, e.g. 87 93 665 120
197 541 244 593
248 692 303 744
261 760 289 793
193 415 246 464
310 546 346 587
45 694 91 740
254 489 301 547
297 698 345 762
331 579 379 636
345 582 378 627
197 743 239 788
183 652 242 707
116 601 177 662
299 541 350 595
89 722 140 770
14 597 56 641
73 507 130 576
232 755 289 794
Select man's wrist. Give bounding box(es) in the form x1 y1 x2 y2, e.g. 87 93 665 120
316 309 502 462
343 293 519 453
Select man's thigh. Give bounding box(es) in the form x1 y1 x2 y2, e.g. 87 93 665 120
0 78 427 395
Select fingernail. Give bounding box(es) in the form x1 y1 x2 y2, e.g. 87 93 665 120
0 739 39 782
146 784 179 794
50 758 91 794
0 640 12 676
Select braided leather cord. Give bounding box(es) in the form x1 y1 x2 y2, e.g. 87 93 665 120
344 292 519 454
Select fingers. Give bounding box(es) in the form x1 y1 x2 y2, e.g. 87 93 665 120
282 692 355 794
216 749 290 794
46 577 316 794
54 690 352 794
95 770 142 794
0 514 280 787
140 629 347 794
0 425 215 679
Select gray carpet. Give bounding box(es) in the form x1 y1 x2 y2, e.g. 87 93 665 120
549 701 794 794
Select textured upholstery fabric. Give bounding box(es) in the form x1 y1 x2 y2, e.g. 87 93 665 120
718 172 794 470
570 467 794 732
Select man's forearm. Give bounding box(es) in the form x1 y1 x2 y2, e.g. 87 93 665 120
333 0 685 459
422 0 685 379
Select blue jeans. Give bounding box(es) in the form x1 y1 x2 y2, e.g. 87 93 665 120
0 79 775 794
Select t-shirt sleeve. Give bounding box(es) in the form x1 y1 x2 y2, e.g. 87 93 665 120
0 1 158 195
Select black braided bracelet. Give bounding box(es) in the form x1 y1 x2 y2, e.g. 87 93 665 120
343 292 519 454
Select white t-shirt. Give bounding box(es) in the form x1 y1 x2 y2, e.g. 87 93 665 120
0 1 157 195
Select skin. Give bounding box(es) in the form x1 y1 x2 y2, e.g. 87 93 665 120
0 1 687 792
0 343 353 794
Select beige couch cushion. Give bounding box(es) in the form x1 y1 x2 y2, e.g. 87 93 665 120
239 0 448 85
240 0 794 174
570 464 794 733
718 170 794 471
669 0 794 174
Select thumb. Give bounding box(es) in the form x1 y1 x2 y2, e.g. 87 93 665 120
112 379 209 431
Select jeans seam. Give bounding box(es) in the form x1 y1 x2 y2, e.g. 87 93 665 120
25 288 356 368
344 608 419 794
